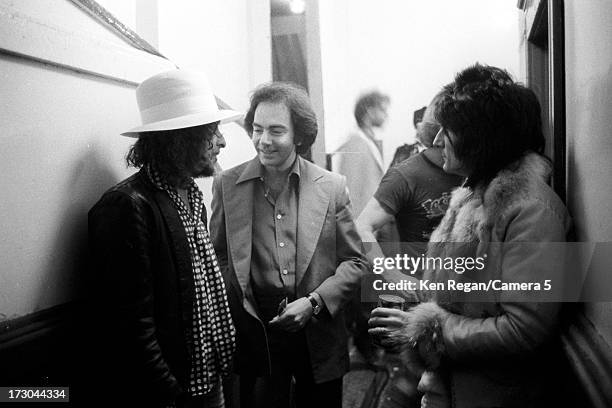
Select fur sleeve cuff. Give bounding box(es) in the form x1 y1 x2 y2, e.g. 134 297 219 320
407 302 450 369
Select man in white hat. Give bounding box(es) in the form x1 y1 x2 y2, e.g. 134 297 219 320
88 70 240 408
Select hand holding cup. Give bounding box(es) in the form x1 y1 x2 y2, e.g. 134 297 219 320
368 294 414 351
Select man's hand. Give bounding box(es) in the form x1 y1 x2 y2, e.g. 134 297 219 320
368 303 449 367
269 297 313 332
368 307 413 349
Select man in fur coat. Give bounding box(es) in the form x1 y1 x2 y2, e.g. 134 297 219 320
369 64 571 408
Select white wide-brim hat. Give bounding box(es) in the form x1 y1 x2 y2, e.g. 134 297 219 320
121 69 243 137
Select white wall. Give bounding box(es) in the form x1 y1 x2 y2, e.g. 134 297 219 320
0 0 270 318
564 0 612 344
157 1 269 112
0 57 138 318
156 0 270 204
318 0 520 165
96 0 272 207
97 0 271 154
565 0 612 243
0 0 175 318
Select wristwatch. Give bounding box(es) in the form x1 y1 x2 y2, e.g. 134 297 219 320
307 293 321 315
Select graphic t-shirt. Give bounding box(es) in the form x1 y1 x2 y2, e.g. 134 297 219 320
374 151 464 250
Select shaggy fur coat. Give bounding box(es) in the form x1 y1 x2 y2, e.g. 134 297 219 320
411 152 571 408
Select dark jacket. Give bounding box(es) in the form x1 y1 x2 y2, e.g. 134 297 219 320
88 169 199 406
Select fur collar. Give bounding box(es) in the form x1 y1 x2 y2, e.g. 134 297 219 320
429 153 552 243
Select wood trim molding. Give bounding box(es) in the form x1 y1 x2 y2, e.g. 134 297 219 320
548 0 566 202
562 310 612 408
68 0 164 58
527 0 548 46
0 1 242 123
0 303 78 350
0 303 82 384
0 1 175 85
523 0 566 202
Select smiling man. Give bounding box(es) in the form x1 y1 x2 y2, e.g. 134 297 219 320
210 82 368 408
88 70 240 408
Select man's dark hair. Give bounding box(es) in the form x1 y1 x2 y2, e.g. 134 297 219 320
354 90 390 127
126 122 218 178
413 106 427 129
435 63 545 186
452 63 514 90
244 82 317 156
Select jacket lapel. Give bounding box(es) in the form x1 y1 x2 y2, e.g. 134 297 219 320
296 160 330 288
225 160 256 299
153 188 195 328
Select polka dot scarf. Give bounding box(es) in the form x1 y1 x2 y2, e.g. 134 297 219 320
147 166 235 396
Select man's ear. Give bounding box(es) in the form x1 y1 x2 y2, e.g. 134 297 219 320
362 108 373 125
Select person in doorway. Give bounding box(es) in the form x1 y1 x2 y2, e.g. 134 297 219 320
88 70 239 408
210 82 368 408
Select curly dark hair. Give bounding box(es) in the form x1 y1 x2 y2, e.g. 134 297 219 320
435 64 545 187
126 122 219 179
244 82 318 156
413 106 427 129
354 90 390 127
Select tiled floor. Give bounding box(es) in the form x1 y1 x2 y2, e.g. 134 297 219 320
342 345 420 408
343 368 379 408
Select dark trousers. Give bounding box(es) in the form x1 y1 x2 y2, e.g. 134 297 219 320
239 330 342 408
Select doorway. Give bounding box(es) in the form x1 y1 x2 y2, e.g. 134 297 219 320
524 0 566 202
269 0 326 165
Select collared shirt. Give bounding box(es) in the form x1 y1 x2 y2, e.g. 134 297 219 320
145 166 235 397
242 158 301 320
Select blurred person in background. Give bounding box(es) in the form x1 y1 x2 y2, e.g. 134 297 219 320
333 90 390 217
333 90 398 365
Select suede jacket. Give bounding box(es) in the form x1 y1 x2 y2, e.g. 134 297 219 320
420 153 572 408
210 156 369 383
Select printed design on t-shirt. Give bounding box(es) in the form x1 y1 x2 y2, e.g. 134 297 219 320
421 192 453 220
